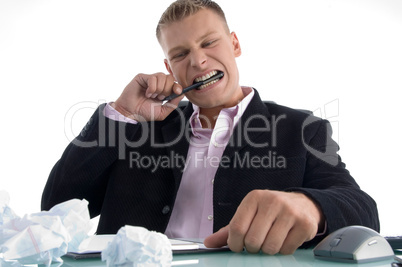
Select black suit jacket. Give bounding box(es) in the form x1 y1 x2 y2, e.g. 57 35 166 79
41 90 379 244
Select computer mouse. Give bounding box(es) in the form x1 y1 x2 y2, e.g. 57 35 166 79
313 225 394 263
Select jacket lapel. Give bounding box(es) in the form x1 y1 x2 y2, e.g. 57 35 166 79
223 89 272 160
161 103 193 192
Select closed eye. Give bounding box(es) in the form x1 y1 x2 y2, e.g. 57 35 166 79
171 51 189 61
202 39 218 48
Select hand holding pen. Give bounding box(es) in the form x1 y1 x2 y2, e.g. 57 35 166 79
112 73 184 122
110 71 224 122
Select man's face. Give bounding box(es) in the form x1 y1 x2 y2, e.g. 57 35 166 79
160 9 243 109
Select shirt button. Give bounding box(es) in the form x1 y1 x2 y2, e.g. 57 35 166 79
207 215 213 221
211 179 214 185
162 205 170 215
213 141 218 147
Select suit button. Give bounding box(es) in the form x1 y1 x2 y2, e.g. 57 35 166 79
162 205 170 215
88 117 94 126
80 130 87 137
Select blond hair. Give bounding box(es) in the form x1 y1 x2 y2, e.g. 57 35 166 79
156 0 229 42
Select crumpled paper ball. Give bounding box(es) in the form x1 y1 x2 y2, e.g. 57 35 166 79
0 191 18 227
0 191 92 266
101 225 172 267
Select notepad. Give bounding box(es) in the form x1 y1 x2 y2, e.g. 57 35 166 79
170 239 200 251
65 235 218 259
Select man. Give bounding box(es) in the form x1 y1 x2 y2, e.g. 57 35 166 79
41 0 379 255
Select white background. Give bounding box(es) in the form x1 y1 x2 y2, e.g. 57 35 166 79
1 0 401 235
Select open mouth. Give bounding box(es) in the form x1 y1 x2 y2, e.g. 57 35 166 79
193 70 224 90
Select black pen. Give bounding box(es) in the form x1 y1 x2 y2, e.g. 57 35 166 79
163 72 224 102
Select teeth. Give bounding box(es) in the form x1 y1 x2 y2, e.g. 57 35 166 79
198 78 219 89
195 70 218 82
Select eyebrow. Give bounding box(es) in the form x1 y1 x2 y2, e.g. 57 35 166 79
167 30 218 57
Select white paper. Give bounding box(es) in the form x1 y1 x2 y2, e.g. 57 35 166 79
0 194 92 266
101 225 172 266
75 234 115 253
69 235 200 255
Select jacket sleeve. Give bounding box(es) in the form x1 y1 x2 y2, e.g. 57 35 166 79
41 104 141 218
288 118 380 243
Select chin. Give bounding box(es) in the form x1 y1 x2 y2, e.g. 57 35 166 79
189 97 221 108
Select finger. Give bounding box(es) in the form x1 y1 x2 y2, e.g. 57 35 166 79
142 73 166 98
158 75 178 100
279 227 308 255
145 75 157 98
134 73 150 89
227 193 259 252
243 208 276 253
134 73 153 97
261 216 293 255
279 215 318 255
172 82 183 95
160 82 183 101
204 226 229 248
153 73 167 97
163 74 175 92
160 93 184 114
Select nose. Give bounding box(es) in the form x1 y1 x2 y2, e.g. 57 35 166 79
190 49 207 69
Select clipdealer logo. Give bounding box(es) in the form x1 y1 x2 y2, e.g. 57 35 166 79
302 99 340 166
63 99 341 167
129 151 287 173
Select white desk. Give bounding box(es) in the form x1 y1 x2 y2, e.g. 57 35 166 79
60 249 400 267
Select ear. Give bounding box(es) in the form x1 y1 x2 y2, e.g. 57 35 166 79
164 59 174 76
231 32 242 57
